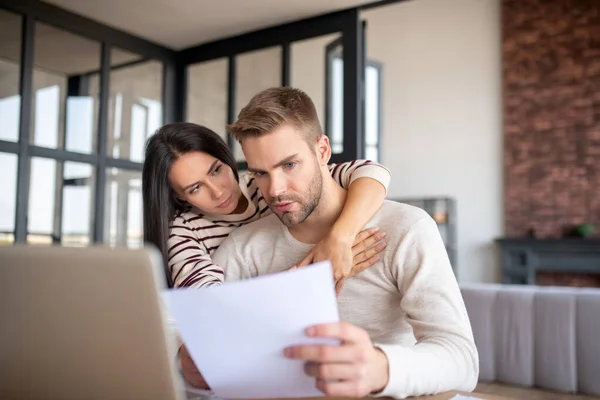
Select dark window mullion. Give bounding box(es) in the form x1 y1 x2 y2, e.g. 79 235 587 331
28 146 98 164
14 14 35 243
226 55 236 149
93 42 111 243
0 140 19 154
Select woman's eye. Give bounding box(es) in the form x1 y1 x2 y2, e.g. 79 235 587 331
213 165 222 176
190 185 200 194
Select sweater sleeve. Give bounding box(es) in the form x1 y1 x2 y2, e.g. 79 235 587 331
167 223 225 288
328 160 391 194
374 217 479 399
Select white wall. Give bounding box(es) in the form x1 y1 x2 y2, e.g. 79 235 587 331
363 0 504 283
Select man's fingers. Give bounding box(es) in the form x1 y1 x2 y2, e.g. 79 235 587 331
284 344 355 363
352 241 386 267
307 321 369 343
352 226 381 247
316 378 371 397
352 230 386 257
304 362 363 381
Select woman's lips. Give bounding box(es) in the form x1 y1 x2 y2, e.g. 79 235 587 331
218 195 232 208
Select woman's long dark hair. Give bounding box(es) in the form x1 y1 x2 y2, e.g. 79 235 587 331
142 122 239 287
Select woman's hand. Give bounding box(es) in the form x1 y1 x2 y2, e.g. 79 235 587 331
293 227 386 295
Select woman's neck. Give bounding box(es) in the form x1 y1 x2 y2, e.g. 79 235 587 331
230 193 249 215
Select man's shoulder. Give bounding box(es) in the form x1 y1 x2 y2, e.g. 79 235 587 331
378 200 431 223
369 200 433 239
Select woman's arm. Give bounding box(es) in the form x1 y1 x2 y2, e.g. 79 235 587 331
297 160 391 294
168 221 225 288
328 159 390 239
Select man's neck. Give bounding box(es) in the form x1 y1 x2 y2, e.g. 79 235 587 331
288 176 347 244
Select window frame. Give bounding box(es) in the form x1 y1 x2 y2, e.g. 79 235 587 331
325 36 382 162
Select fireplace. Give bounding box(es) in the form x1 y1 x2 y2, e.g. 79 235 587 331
496 238 600 288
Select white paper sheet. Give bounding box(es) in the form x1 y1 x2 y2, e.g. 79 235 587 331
162 261 340 399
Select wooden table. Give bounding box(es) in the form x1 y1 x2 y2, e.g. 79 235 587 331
410 391 515 399
189 393 516 400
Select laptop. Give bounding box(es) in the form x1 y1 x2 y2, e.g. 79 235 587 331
0 245 187 400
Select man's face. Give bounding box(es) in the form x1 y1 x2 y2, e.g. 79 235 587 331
241 124 326 227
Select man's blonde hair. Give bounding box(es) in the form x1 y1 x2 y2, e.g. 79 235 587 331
226 87 323 146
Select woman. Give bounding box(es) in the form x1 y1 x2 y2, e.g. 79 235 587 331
142 122 390 292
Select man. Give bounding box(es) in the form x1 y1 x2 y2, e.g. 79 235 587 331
207 87 479 399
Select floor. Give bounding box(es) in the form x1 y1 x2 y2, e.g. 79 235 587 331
476 382 600 400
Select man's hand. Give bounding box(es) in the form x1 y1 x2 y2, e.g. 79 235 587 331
295 227 387 295
179 345 210 389
283 321 389 397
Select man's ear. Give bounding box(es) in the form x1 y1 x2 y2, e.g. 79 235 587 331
315 135 331 165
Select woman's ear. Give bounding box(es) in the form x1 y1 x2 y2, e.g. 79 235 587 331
315 135 331 165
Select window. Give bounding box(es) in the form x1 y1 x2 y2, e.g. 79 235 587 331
105 168 143 248
0 8 165 248
325 37 382 162
364 61 382 162
106 51 163 163
0 9 21 245
27 158 95 246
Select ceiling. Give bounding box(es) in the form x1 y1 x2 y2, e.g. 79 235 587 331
0 9 144 76
44 0 375 50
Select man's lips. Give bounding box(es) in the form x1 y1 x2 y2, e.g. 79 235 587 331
273 202 294 212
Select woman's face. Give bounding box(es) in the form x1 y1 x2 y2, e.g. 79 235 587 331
168 151 243 215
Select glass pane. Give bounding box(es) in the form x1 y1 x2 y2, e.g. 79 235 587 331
187 58 228 140
28 157 57 237
365 64 380 147
330 57 343 153
291 33 340 146
365 145 379 163
28 157 95 245
0 10 21 143
27 234 52 246
0 233 14 245
107 49 163 163
105 168 143 248
62 162 95 246
0 153 18 241
234 47 282 161
31 23 101 153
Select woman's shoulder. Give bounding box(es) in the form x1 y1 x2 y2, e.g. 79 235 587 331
238 170 255 188
170 209 208 230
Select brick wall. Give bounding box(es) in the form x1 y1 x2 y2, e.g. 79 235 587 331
503 0 600 238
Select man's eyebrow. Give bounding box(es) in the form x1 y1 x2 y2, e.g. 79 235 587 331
273 154 298 169
247 154 299 174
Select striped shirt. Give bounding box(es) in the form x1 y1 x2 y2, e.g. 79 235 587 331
167 160 391 288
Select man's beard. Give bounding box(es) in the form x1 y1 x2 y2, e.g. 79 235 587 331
269 169 323 227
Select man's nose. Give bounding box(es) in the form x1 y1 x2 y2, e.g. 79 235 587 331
268 173 287 199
